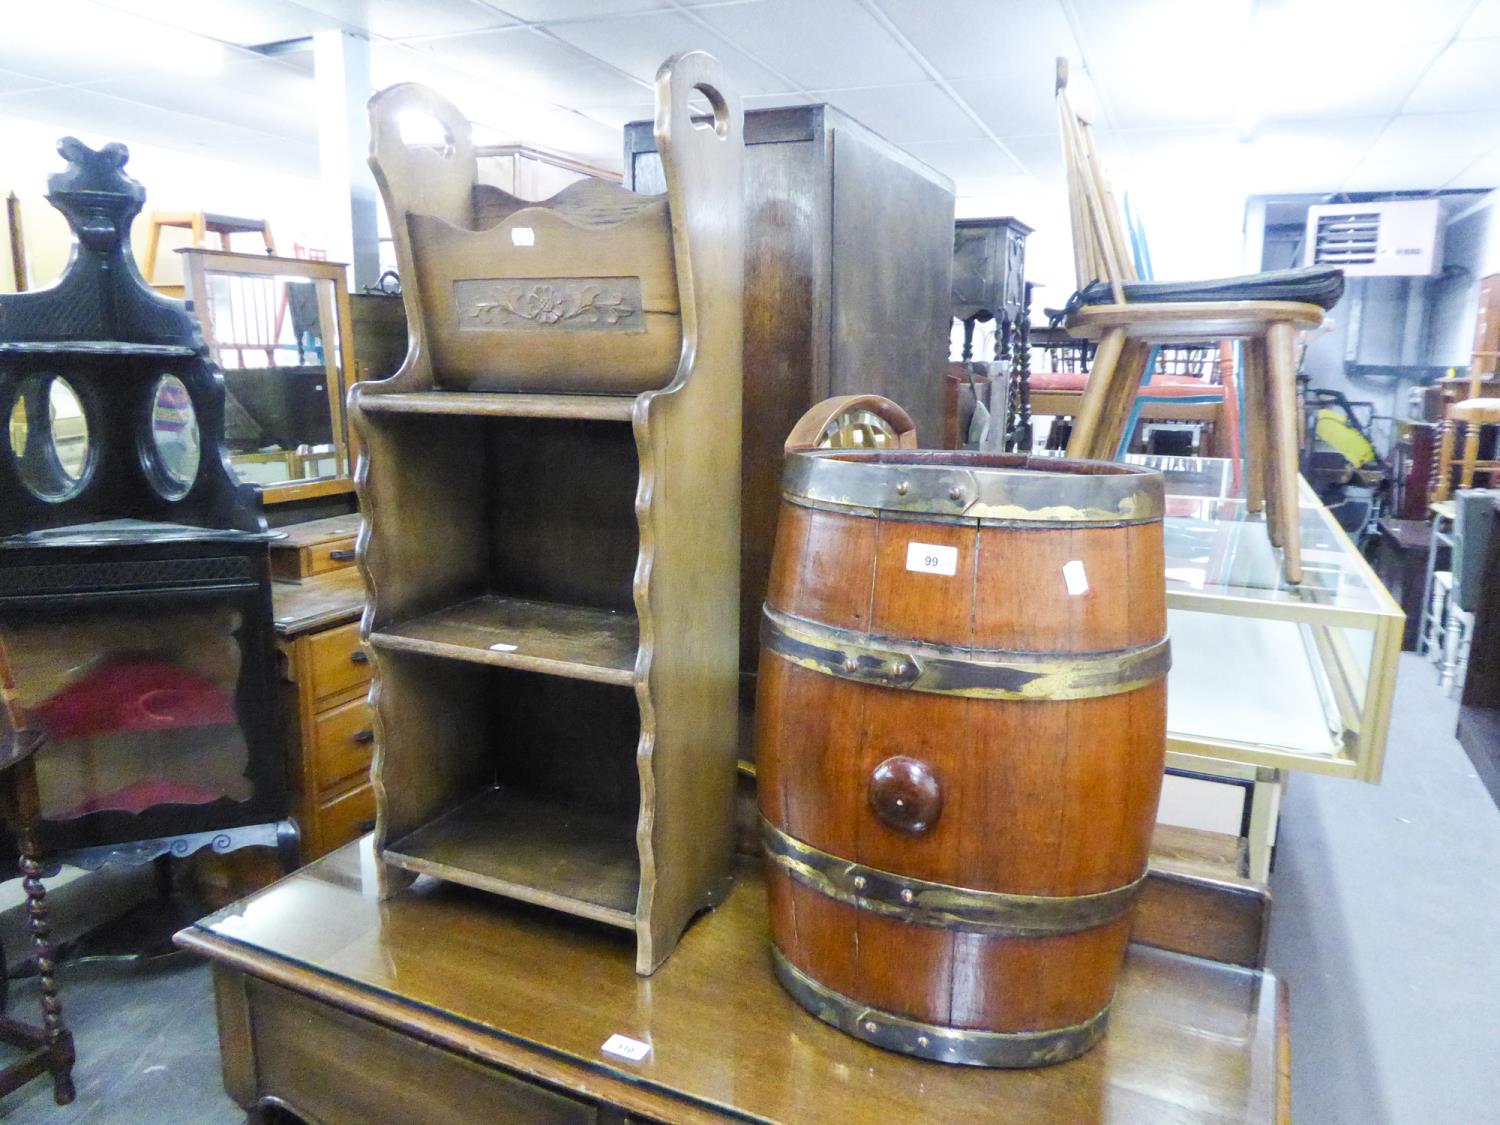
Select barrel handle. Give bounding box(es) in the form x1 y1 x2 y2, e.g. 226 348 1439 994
784 395 919 453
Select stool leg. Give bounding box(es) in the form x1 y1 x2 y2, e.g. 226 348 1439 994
1242 338 1268 514
1460 422 1481 490
1266 321 1302 583
1067 327 1126 459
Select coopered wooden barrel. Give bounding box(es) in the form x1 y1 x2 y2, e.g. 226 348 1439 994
756 445 1168 1067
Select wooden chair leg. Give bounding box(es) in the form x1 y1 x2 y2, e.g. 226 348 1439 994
1460 422 1482 490
190 212 206 251
1239 339 1265 513
1066 327 1126 459
142 214 162 285
1434 419 1456 501
1097 341 1151 459
261 221 276 257
1265 322 1303 583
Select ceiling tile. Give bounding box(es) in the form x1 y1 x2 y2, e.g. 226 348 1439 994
1360 111 1500 167
1341 156 1473 192
1254 40 1437 123
77 56 316 146
0 84 312 175
487 0 672 20
1445 147 1500 189
948 70 1058 139
876 0 1075 83
900 138 1021 183
542 10 791 98
1459 0 1500 37
815 83 982 144
997 133 1063 183
294 0 517 41
695 0 927 90
0 69 53 96
1404 40 1500 114
90 0 341 47
1240 119 1387 194
402 29 648 106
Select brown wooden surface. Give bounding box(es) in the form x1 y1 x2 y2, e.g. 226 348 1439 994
269 514 362 582
758 463 1167 1044
181 843 1284 1124
355 53 743 973
271 567 366 637
623 103 955 683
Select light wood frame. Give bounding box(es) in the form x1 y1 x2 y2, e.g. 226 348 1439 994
179 248 357 505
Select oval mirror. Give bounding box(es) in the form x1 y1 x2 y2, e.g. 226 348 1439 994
9 373 91 502
146 374 200 499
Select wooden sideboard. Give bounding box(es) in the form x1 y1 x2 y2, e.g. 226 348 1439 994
179 842 1287 1124
270 561 371 862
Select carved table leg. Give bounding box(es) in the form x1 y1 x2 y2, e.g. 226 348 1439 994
11 760 75 1105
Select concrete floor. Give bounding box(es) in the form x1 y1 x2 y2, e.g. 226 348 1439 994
0 651 1493 1122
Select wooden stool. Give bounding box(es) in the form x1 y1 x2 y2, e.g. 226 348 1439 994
1434 398 1500 500
141 211 275 284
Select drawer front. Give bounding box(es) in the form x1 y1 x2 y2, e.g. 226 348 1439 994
312 697 375 794
306 535 359 577
247 977 598 1124
316 782 377 855
308 621 372 702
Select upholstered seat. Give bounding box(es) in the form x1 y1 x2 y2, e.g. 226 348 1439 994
1073 266 1344 311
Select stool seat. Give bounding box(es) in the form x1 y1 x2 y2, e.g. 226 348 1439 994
141 210 275 284
1449 397 1500 422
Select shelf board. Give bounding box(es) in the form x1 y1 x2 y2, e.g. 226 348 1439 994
384 787 639 929
356 390 635 421
370 595 637 685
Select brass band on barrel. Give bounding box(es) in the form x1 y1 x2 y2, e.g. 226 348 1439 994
782 450 1164 525
771 949 1110 1068
762 607 1171 701
763 820 1146 937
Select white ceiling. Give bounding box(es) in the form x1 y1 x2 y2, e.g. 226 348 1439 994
1 0 1498 201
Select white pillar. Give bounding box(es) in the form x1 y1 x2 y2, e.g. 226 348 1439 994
313 29 379 290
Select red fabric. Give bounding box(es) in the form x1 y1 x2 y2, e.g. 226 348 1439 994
32 659 236 737
1030 370 1226 399
56 778 231 818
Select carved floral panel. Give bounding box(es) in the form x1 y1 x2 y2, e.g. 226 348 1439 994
454 276 646 333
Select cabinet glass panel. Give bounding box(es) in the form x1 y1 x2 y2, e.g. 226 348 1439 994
1136 455 1402 782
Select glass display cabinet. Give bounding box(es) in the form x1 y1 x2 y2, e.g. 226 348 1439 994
1133 454 1403 882
179 249 355 504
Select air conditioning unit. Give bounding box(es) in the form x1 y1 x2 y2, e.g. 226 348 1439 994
1303 199 1444 278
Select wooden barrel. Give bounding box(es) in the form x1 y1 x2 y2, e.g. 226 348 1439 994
756 448 1168 1067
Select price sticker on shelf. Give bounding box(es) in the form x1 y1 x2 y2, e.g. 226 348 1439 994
905 541 958 576
489 642 518 653
1062 559 1089 596
601 1033 651 1062
510 226 535 247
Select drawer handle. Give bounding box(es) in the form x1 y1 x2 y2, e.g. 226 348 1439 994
329 548 356 562
352 729 374 744
350 650 370 665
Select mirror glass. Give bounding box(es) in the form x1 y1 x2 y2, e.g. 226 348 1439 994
198 270 347 488
147 374 201 498
8 373 91 501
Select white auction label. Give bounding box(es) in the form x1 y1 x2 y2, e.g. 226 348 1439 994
1062 559 1089 596
510 226 536 246
905 541 958 576
488 642 518 653
601 1033 651 1062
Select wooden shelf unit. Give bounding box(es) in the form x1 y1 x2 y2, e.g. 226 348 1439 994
353 55 744 974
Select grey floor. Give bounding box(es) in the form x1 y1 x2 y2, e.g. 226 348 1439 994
0 651 1493 1123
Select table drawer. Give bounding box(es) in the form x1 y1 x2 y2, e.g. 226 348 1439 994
317 782 377 854
312 697 374 793
247 977 597 1124
305 535 359 577
308 621 371 702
